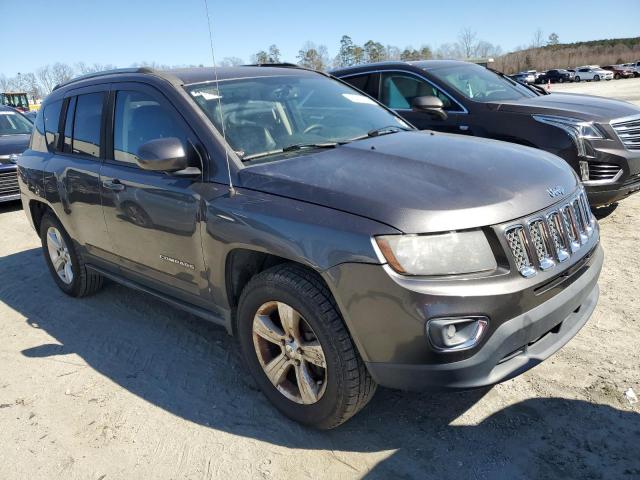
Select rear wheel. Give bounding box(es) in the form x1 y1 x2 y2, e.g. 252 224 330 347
237 263 376 429
40 213 104 297
614 73 621 80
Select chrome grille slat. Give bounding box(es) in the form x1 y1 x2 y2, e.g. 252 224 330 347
504 189 595 277
0 171 19 196
611 116 640 150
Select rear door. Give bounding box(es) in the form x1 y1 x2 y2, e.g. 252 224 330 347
99 82 209 304
43 85 113 258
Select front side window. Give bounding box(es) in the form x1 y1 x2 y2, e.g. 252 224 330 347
113 90 188 165
186 74 410 161
0 109 33 136
380 73 456 111
426 63 537 102
71 93 104 158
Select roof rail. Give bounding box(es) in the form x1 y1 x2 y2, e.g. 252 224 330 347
242 62 331 77
244 62 301 68
52 67 155 91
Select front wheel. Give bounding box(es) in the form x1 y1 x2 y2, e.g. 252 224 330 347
40 213 104 297
237 264 376 429
575 76 581 82
594 75 600 81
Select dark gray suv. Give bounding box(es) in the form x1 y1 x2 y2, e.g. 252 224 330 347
18 66 602 428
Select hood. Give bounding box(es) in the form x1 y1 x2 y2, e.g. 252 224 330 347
0 134 30 157
490 92 640 122
238 131 578 233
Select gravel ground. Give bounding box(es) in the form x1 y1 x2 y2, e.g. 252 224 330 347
1 81 639 479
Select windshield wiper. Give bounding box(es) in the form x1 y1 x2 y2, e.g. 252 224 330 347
241 142 339 162
282 142 339 152
346 125 411 143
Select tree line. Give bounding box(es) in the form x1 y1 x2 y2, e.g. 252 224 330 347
3 30 638 102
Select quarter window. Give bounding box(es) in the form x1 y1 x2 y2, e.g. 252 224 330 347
44 100 63 151
113 90 187 165
380 73 458 111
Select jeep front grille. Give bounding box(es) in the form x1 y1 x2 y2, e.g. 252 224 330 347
504 190 596 277
611 116 640 150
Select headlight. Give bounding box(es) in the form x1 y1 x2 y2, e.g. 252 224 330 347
375 230 497 276
533 115 603 139
533 115 604 158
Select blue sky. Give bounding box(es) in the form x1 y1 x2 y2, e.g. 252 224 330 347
1 0 639 77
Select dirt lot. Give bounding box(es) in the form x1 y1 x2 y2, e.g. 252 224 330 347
543 76 640 105
1 82 640 479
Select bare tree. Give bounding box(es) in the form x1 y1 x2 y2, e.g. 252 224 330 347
548 33 560 46
36 66 56 95
218 56 244 67
0 75 11 91
458 28 477 58
51 63 75 85
531 28 545 48
296 42 329 71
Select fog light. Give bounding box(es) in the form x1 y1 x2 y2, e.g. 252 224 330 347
427 316 489 352
579 161 590 181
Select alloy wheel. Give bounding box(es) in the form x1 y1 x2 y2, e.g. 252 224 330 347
46 227 74 284
252 301 327 404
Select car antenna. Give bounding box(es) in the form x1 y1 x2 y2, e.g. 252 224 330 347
203 0 235 196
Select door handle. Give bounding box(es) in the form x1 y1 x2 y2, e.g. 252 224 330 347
102 179 125 192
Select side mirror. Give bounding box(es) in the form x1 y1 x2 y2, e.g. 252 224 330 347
411 96 448 121
136 137 188 172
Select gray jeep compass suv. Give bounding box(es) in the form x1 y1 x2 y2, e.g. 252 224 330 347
18 65 602 429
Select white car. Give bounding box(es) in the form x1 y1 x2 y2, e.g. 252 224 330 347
574 67 614 82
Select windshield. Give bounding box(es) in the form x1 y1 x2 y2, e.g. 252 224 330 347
428 63 537 102
0 110 33 135
185 74 411 161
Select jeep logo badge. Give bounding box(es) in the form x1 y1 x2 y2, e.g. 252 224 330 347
547 186 565 198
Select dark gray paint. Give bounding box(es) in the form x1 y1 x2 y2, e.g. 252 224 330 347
17 66 602 390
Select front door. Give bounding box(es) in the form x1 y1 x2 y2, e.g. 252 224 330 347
100 83 209 304
378 72 473 135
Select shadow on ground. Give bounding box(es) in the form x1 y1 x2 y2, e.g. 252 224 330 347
1 248 638 479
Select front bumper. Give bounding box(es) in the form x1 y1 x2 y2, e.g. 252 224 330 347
583 144 640 206
325 242 603 391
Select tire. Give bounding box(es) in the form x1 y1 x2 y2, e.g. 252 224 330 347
237 263 376 429
40 213 104 297
594 75 600 81
558 77 564 83
614 74 620 80
575 76 581 82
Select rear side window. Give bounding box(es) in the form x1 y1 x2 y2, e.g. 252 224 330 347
113 90 187 165
343 74 380 99
72 93 104 158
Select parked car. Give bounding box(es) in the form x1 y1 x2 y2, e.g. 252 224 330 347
621 62 640 76
18 66 603 428
332 60 640 207
510 72 535 84
601 65 634 79
0 105 32 203
574 67 614 82
538 69 574 83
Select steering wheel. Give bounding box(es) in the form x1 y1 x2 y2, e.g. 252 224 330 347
303 124 324 134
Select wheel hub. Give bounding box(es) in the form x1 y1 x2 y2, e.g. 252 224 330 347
252 301 327 404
